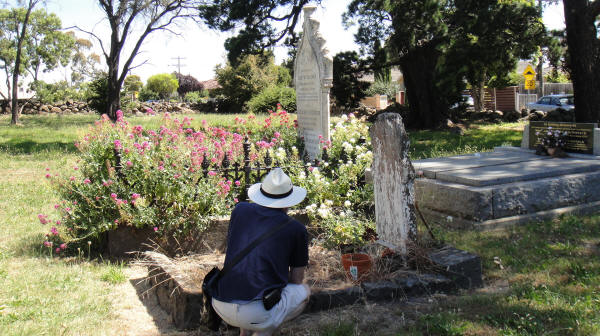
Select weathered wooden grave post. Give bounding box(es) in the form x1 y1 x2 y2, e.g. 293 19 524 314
370 112 418 256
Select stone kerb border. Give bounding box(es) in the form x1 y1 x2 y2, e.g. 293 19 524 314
144 246 482 330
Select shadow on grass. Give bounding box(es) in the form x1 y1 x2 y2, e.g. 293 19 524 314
410 292 582 335
0 140 77 155
5 114 99 129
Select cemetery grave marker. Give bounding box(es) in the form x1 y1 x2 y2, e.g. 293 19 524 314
528 121 597 154
370 112 417 255
294 5 333 160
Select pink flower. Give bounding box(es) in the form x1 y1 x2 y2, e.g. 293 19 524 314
126 161 133 167
114 140 122 151
158 165 164 171
38 214 49 225
60 243 67 250
110 193 117 199
234 198 239 203
65 207 71 212
45 174 51 179
69 176 75 181
116 110 124 121
153 227 158 232
208 171 217 176
131 193 140 200
274 132 281 138
43 241 52 247
55 220 61 225
83 178 91 184
45 167 50 171
235 180 241 186
55 248 61 253
50 227 59 235
73 166 79 170
54 204 60 209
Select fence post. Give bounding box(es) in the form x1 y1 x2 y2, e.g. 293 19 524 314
242 137 252 200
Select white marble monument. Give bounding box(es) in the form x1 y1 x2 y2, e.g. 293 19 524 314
294 5 333 160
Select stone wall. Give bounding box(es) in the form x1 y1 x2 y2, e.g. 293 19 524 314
0 100 214 116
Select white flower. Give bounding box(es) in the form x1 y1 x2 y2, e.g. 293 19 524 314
325 199 333 206
340 211 346 218
350 138 356 144
446 216 453 223
341 114 348 121
344 200 351 207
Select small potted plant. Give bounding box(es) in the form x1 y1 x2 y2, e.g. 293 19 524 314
536 127 568 157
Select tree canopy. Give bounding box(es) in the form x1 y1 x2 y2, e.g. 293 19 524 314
344 0 545 128
174 72 203 98
145 73 178 100
214 53 291 111
80 0 200 120
0 1 75 124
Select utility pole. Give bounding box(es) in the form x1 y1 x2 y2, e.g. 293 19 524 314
171 56 187 74
537 0 544 97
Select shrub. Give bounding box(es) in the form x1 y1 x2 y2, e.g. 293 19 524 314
365 80 401 99
41 110 374 253
145 73 178 100
246 85 296 114
31 80 82 104
83 73 109 114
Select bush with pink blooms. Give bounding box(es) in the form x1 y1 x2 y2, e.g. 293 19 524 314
40 107 374 253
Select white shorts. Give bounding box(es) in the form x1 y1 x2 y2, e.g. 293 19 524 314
212 283 310 335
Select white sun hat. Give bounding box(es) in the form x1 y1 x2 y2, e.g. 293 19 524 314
248 168 307 208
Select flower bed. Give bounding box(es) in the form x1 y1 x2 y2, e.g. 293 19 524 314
39 107 374 255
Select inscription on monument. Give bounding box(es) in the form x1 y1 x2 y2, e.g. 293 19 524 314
294 5 332 160
529 121 597 154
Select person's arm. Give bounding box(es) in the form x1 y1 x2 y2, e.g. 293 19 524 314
289 266 305 284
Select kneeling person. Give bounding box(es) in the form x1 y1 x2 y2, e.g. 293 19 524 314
212 168 310 336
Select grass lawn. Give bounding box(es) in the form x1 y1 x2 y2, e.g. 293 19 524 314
1 113 597 335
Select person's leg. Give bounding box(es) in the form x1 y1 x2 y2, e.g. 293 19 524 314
281 284 310 323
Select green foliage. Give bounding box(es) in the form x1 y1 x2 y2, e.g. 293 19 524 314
365 81 400 99
246 85 296 114
345 0 545 128
332 51 370 110
122 75 143 97
83 73 109 114
100 262 127 284
183 91 207 103
214 53 292 111
0 7 75 80
138 86 160 102
145 73 178 100
198 1 308 65
545 70 570 83
30 80 82 104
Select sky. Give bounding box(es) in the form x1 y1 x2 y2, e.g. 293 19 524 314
8 0 567 85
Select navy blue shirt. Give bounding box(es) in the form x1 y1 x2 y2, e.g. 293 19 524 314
214 202 309 302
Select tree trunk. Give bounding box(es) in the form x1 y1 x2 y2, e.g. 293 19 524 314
563 0 600 123
471 75 486 113
399 45 445 129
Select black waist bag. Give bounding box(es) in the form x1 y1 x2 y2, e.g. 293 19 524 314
200 218 292 330
201 267 222 331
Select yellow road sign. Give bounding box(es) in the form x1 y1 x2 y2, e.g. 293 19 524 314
523 64 536 79
525 79 536 90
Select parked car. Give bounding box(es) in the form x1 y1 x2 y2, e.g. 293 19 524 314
527 94 574 112
450 94 474 109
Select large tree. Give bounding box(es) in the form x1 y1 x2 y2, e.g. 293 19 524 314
562 0 600 122
79 0 199 119
198 0 314 66
214 53 291 111
174 72 203 99
345 0 545 128
0 1 74 124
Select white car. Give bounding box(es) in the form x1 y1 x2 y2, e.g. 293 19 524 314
527 94 575 112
